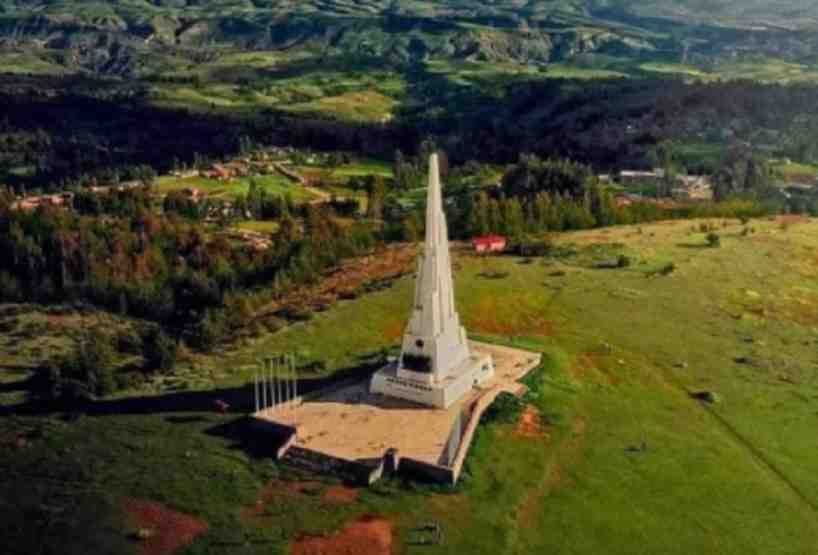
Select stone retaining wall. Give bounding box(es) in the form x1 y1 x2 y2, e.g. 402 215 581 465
284 446 384 485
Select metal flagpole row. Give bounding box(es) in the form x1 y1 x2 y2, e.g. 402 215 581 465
270 361 275 409
253 355 298 428
254 368 259 413
262 362 268 409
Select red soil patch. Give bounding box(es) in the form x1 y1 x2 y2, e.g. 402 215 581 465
291 515 393 555
777 214 808 226
382 318 404 342
284 481 324 495
570 352 600 382
515 414 587 529
514 405 549 439
470 298 553 337
124 499 208 555
570 352 620 385
242 481 326 523
46 314 68 329
322 485 359 505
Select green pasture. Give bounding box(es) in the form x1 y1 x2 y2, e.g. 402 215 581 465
0 52 68 76
773 160 818 183
4 217 818 553
231 220 281 234
154 175 315 201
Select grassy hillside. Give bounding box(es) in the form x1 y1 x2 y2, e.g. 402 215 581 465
1 0 817 84
4 215 818 553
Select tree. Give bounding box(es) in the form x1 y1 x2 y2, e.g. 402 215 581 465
588 184 619 227
744 157 775 196
366 178 387 220
142 327 177 372
502 197 525 239
502 155 594 198
48 333 116 400
469 191 491 237
190 310 224 353
488 198 503 234
400 214 420 242
647 140 682 198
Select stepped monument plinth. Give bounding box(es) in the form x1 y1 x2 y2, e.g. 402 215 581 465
370 154 494 409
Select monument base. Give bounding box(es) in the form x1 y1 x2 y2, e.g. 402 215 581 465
370 353 494 409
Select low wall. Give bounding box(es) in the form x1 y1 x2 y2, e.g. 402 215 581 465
397 457 456 485
448 351 542 482
285 446 384 485
449 386 503 482
249 416 297 460
273 162 306 184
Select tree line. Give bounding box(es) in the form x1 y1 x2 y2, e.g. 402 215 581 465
0 188 376 349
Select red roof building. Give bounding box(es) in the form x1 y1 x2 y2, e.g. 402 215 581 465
472 235 507 253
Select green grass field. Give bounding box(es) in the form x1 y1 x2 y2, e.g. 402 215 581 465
0 52 68 76
773 160 818 183
231 220 281 234
154 175 316 201
4 217 818 553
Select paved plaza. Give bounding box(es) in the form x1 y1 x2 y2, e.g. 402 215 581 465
255 341 541 466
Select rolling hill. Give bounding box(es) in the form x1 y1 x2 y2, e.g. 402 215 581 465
0 1 816 77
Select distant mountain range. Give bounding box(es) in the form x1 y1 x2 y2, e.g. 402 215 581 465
0 1 817 77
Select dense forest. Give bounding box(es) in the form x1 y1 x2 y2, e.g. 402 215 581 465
3 73 818 193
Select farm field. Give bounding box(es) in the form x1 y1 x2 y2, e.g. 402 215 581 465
149 65 407 122
773 160 818 184
3 217 818 554
297 158 393 183
154 175 316 201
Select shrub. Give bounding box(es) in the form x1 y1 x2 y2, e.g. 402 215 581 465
276 306 314 322
659 262 676 276
480 392 524 425
189 310 225 352
338 288 360 300
517 239 553 257
46 335 117 400
299 360 327 374
617 254 632 268
706 232 721 248
479 271 510 280
117 329 144 355
142 327 177 372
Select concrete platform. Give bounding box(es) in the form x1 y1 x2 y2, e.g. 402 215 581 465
253 341 541 478
369 350 493 409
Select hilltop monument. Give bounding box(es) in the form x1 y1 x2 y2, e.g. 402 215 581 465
370 154 494 409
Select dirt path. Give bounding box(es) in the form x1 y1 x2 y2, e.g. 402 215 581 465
694 394 818 515
272 162 331 204
305 185 331 204
252 243 416 321
514 413 587 531
651 357 818 518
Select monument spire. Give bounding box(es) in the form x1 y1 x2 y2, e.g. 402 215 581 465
401 153 470 379
370 152 495 408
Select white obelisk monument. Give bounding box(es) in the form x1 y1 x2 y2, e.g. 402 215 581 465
370 154 494 408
